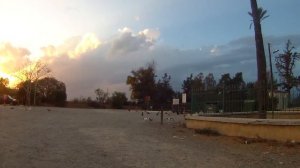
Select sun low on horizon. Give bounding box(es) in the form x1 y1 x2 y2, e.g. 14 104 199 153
0 0 105 88
0 71 17 87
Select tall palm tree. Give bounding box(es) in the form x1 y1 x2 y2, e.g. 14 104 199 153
248 7 269 29
250 0 268 118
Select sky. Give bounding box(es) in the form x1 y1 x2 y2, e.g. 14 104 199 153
0 0 300 100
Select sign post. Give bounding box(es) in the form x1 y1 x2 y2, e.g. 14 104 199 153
173 98 180 114
182 93 186 113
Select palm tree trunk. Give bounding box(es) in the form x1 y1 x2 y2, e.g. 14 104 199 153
250 0 267 118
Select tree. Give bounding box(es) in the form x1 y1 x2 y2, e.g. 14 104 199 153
181 74 193 103
217 72 245 89
246 82 257 100
249 0 268 118
275 40 300 103
126 62 156 102
16 80 30 105
217 73 232 88
16 77 66 106
204 73 216 90
248 7 269 29
231 72 246 89
0 77 9 87
95 88 109 105
32 61 51 105
14 60 50 107
192 73 205 91
0 77 9 94
34 77 66 106
154 73 174 107
111 92 128 109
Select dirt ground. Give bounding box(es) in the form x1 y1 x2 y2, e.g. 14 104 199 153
0 105 299 168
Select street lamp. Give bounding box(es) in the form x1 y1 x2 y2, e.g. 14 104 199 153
268 43 279 119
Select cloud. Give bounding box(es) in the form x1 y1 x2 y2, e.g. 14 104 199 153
38 33 300 99
68 33 101 59
209 45 220 55
240 59 255 64
109 27 160 56
138 28 160 43
118 27 132 33
214 64 231 68
41 33 101 60
0 42 30 73
168 35 300 89
2 31 300 100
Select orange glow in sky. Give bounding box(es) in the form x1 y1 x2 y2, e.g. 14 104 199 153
0 71 17 87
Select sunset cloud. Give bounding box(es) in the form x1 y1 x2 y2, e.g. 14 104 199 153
41 33 101 60
0 42 30 73
41 33 300 99
0 43 31 86
68 33 101 59
1 31 299 99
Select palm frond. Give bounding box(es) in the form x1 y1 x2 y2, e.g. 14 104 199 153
248 11 253 17
261 15 269 21
260 9 267 17
248 7 269 27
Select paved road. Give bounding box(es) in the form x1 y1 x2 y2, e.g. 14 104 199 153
0 105 299 168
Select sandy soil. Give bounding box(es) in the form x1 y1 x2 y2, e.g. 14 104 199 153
0 105 299 168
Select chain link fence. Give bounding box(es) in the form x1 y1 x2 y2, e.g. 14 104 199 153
191 85 300 114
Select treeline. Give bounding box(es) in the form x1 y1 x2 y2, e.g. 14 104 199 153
69 89 128 109
0 77 67 107
125 39 300 111
125 62 259 110
126 62 174 110
68 62 175 110
182 72 247 104
17 77 67 106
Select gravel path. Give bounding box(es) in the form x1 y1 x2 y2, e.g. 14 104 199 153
0 105 299 168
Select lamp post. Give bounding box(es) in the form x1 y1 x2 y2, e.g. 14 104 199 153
268 43 279 119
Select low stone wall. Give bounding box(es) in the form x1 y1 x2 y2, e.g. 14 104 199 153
185 115 300 142
194 111 300 119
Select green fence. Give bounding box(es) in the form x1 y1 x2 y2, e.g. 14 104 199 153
191 86 257 113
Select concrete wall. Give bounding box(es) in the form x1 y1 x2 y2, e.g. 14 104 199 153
195 111 300 119
185 116 300 142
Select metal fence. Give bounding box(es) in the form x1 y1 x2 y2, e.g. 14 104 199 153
191 85 300 113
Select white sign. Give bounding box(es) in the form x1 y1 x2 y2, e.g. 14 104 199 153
173 98 179 105
182 93 186 104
